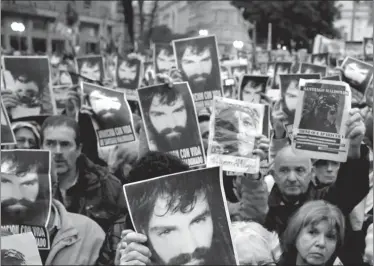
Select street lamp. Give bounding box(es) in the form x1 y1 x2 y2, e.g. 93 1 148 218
11 22 25 52
199 29 208 36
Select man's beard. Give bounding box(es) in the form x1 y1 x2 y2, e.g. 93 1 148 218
167 247 209 265
96 109 126 129
187 73 210 90
118 78 136 88
154 126 187 150
1 198 44 225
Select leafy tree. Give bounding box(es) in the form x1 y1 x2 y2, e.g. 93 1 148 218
149 25 189 44
231 0 341 51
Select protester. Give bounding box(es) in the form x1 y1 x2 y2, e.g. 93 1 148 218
11 121 41 149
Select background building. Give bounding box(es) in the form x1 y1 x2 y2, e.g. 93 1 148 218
1 0 118 54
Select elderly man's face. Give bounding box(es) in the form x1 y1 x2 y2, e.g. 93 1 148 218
89 91 121 119
147 192 213 265
242 82 262 103
314 160 340 185
118 61 137 85
237 111 257 156
181 46 213 86
80 61 101 81
156 49 175 74
149 94 187 142
284 80 299 111
15 77 39 106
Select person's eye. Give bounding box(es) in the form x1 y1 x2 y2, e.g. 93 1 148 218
296 167 306 174
193 216 207 224
1 179 11 184
326 233 337 240
158 229 172 236
308 229 318 236
61 142 72 148
22 181 37 186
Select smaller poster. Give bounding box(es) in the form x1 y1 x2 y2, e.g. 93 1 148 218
1 232 43 264
116 56 143 101
292 79 351 162
230 65 248 83
220 65 231 80
123 166 239 265
82 82 136 147
311 53 329 66
272 62 292 89
299 63 328 77
137 82 205 167
75 55 105 82
345 41 363 58
363 37 373 61
153 43 176 75
207 96 264 174
50 55 78 86
238 75 269 104
1 99 16 145
322 75 342 81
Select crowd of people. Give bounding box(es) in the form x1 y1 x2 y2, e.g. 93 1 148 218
0 28 373 266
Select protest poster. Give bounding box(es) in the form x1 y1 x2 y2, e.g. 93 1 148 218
311 53 329 66
292 79 351 162
143 61 154 80
223 77 236 99
173 35 222 109
1 232 43 264
220 65 231 80
153 43 175 75
345 41 363 58
116 55 143 101
1 99 16 145
231 65 248 83
1 225 50 250
363 37 373 61
82 82 136 147
123 166 239 265
207 97 264 174
238 75 269 104
137 82 205 167
341 57 373 98
2 56 57 119
323 75 342 81
51 55 78 87
53 85 72 114
267 62 275 78
299 63 328 77
75 55 105 82
272 62 292 89
312 34 345 57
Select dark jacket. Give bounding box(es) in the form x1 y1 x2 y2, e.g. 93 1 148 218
55 154 127 232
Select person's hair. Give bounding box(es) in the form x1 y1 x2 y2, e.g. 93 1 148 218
1 150 49 176
279 200 345 265
240 77 266 100
40 115 80 147
127 151 189 183
176 39 212 60
231 221 281 265
155 44 174 58
1 249 26 265
116 57 141 87
126 168 236 265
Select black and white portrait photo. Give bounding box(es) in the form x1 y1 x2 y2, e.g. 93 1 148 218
124 166 238 265
345 41 363 58
239 75 269 104
231 65 247 83
299 63 327 77
363 37 373 61
116 56 142 91
138 82 204 154
173 35 222 95
1 100 16 145
272 62 291 89
75 55 104 82
50 54 78 86
1 150 51 227
341 57 374 94
311 53 329 66
53 85 71 114
154 43 176 75
2 56 56 119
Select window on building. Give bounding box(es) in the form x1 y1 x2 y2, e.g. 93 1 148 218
85 42 98 54
33 18 47 31
84 0 91 9
32 38 47 53
10 36 27 52
52 39 65 53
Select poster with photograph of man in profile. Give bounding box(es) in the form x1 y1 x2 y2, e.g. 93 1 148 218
116 56 143 101
82 82 135 147
238 75 269 104
1 99 16 145
1 232 42 265
272 62 292 89
292 79 351 162
207 97 264 174
137 82 205 167
123 166 239 265
299 63 327 77
231 65 247 83
363 37 373 61
311 53 329 66
2 56 57 119
75 55 104 82
173 35 222 109
153 43 176 75
345 41 363 58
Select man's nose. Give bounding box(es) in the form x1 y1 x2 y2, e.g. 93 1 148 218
181 232 198 254
12 185 23 200
327 163 334 172
315 234 326 248
287 171 298 182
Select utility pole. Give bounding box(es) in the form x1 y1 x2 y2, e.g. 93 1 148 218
252 21 257 69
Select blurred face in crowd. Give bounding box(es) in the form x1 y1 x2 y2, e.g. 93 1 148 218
42 125 81 176
58 64 73 85
313 160 340 185
236 110 258 156
89 90 121 121
242 81 262 103
147 192 213 265
14 128 38 149
156 49 175 74
296 220 338 265
149 94 187 144
199 120 210 154
15 76 39 107
284 80 299 111
118 60 137 86
1 163 39 222
80 61 101 81
181 46 213 87
274 147 312 198
53 86 70 109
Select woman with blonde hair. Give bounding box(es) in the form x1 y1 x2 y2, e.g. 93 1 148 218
279 200 345 266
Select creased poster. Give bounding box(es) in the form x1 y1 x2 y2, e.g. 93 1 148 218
123 167 239 265
2 56 57 119
260 104 271 175
323 75 342 81
272 62 292 89
173 35 222 109
137 82 205 167
1 99 16 145
75 55 105 82
1 224 50 250
116 56 143 101
238 75 269 104
311 53 329 66
363 37 373 61
231 65 248 83
1 149 52 249
345 41 363 58
292 79 351 162
153 43 175 75
82 82 136 147
207 96 264 174
50 54 78 87
299 63 327 77
1 232 43 264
